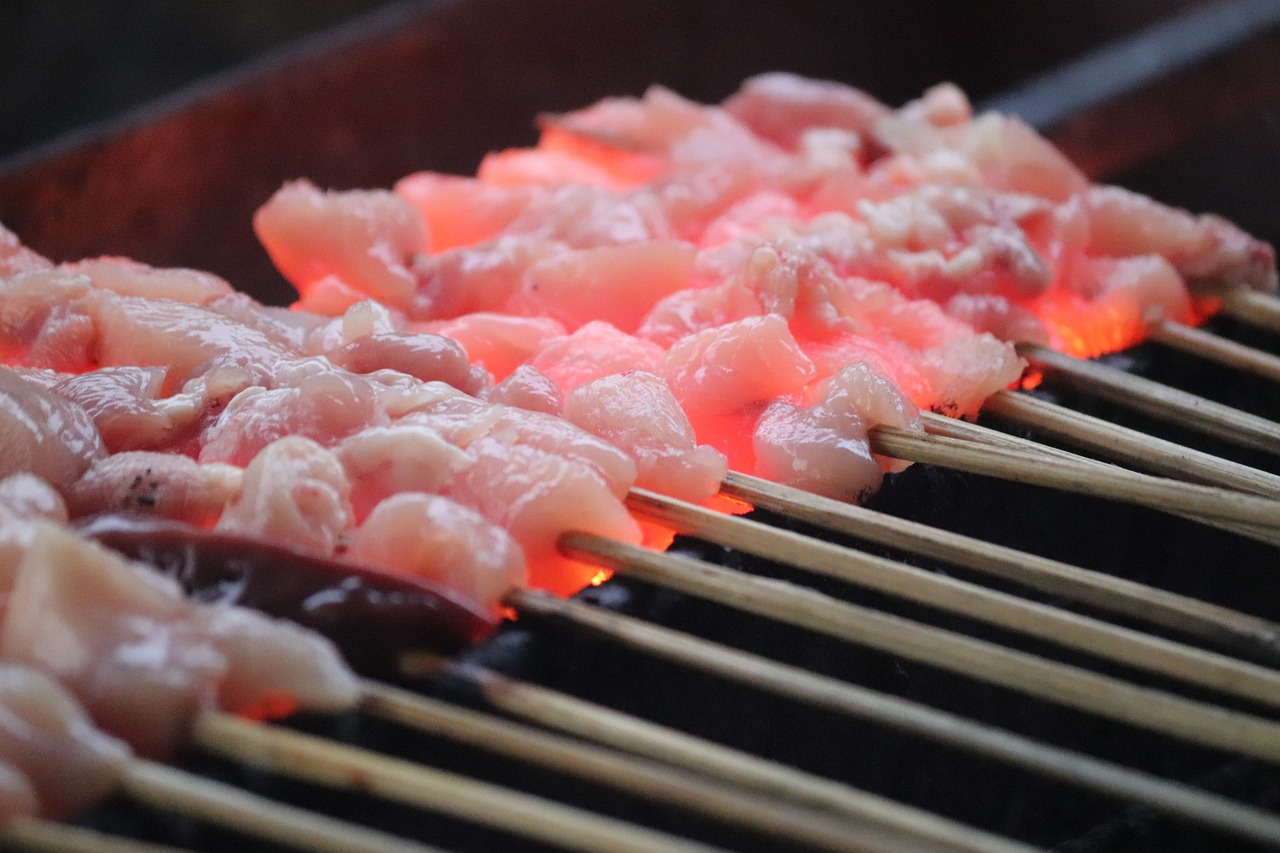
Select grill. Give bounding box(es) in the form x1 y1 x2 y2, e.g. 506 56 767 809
2 1 1280 851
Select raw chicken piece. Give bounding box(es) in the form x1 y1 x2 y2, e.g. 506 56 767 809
408 394 637 498
332 331 489 396
504 184 673 248
478 123 665 190
0 665 129 819
699 242 1025 416
444 437 641 596
210 292 322 353
394 173 535 253
0 269 94 372
531 125 666 188
548 84 756 160
1083 185 1277 293
254 180 427 308
301 297 398 358
3 524 213 758
914 334 1028 418
563 372 727 504
754 363 922 501
216 436 353 558
399 392 503 448
1 523 358 758
656 313 817 470
660 314 816 422
348 492 526 613
722 72 891 150
335 423 471 522
505 240 697 333
478 145 634 190
872 84 1084 202
69 453 242 527
943 294 1049 346
88 292 291 394
700 191 803 249
636 274 764 347
199 360 385 467
529 321 665 393
52 366 193 453
67 257 233 306
0 475 68 600
0 368 104 495
487 365 563 415
423 313 566 381
0 474 67 523
189 605 359 720
407 235 561 321
0 224 53 277
851 185 1054 301
362 372 470 422
945 114 1088 202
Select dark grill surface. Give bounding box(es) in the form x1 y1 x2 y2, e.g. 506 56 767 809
3 2 1280 851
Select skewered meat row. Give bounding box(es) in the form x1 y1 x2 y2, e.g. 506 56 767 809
0 664 127 822
253 75 1274 504
0 242 658 596
0 472 361 820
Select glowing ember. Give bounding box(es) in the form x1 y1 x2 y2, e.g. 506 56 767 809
235 692 300 723
589 569 613 587
1030 291 1155 360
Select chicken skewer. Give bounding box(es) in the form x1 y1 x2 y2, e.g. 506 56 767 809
1148 318 1280 383
1221 290 1280 335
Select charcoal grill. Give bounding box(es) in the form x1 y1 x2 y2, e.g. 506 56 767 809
2 1 1280 851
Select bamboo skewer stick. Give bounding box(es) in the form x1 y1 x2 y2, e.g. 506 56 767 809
560 532 1280 765
508 588 1280 847
1149 319 1280 383
719 471 1280 663
119 760 446 853
910 408 1280 544
1018 342 1280 455
982 390 1280 498
1220 290 1280 336
625 488 1280 707
359 680 980 853
190 711 728 853
0 820 188 853
920 410 1105 465
399 656 1035 853
867 426 1280 536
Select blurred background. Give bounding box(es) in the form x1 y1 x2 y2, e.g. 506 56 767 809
1 1 397 160
1 0 1204 162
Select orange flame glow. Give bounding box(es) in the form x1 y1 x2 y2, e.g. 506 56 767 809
1030 291 1148 360
234 692 299 723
